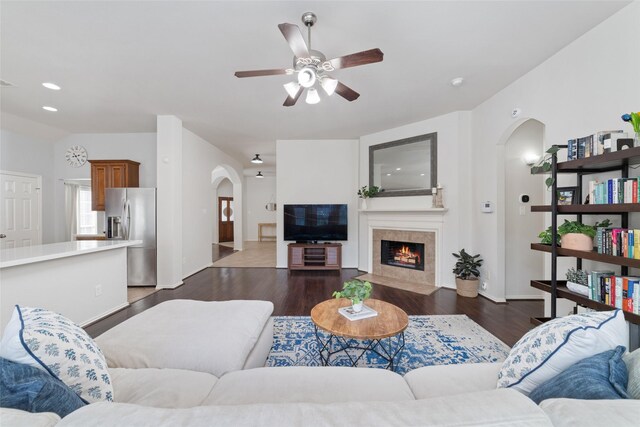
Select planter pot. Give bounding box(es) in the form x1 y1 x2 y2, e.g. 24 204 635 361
560 233 593 251
360 198 367 210
455 278 479 298
351 301 364 312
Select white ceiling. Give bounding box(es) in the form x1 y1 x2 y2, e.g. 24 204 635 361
0 1 629 170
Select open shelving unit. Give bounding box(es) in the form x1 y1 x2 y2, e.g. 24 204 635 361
530 145 640 325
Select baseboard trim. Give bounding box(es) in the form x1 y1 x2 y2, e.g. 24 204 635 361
157 280 184 290
506 295 545 300
478 291 507 304
183 263 213 280
80 302 130 328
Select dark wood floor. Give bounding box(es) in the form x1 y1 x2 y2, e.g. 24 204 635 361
86 245 543 346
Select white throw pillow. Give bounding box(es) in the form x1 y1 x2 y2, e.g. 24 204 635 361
497 309 628 395
0 306 113 403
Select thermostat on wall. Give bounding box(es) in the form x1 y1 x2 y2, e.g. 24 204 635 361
481 201 494 213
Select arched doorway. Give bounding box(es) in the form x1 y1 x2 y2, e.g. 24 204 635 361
212 165 243 251
497 119 545 300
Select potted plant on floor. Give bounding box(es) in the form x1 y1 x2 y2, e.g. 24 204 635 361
332 279 372 312
357 185 380 210
452 249 483 298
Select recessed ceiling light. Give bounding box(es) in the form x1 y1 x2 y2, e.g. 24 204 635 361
42 82 61 90
450 77 464 87
420 173 425 176
386 173 391 176
42 106 58 112
395 167 401 171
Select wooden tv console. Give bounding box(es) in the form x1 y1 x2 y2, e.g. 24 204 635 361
287 243 342 271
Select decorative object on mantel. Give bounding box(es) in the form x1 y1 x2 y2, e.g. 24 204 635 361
332 279 372 313
357 185 380 210
621 112 640 146
452 249 483 298
432 183 445 208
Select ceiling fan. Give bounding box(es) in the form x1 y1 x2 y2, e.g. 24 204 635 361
234 12 384 107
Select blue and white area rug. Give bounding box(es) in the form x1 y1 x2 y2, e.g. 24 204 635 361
266 315 510 375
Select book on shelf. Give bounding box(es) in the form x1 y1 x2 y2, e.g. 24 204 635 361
338 305 378 321
587 177 640 204
596 228 640 259
566 130 626 160
587 273 639 314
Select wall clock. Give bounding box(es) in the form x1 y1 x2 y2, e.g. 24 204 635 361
65 145 88 167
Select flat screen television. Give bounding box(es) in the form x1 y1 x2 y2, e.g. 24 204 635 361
283 204 348 242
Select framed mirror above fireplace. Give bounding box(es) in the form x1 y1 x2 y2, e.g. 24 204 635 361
369 132 437 197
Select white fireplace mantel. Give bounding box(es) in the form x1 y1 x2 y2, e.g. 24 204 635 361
359 208 448 214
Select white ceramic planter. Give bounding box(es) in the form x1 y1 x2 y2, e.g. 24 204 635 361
351 301 364 312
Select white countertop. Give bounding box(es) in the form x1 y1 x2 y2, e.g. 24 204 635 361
0 240 142 269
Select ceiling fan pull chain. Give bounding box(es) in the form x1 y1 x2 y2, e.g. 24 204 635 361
307 23 311 52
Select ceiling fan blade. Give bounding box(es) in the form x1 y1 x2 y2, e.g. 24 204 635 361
283 86 304 107
278 23 310 59
234 69 289 78
335 82 360 102
325 48 384 70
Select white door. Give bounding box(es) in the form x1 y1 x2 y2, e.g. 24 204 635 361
0 172 41 249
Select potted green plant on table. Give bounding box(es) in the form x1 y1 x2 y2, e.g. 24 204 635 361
452 249 483 298
333 279 372 313
357 185 380 210
539 219 611 251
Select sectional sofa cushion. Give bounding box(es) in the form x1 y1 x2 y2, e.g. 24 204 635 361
0 357 85 417
539 398 640 427
404 362 501 399
57 389 553 427
110 367 218 408
529 346 629 404
497 310 628 395
95 299 274 377
0 306 113 404
203 366 414 405
624 347 640 399
0 408 60 427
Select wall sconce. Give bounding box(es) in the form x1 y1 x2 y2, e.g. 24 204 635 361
522 152 540 165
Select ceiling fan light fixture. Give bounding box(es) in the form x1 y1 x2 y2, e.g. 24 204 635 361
297 67 316 88
320 76 338 96
283 81 300 98
256 171 264 178
305 88 320 104
251 154 263 164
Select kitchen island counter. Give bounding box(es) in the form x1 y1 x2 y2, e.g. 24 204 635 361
0 240 142 269
0 240 140 330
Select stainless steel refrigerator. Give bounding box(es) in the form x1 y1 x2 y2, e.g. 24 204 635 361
105 188 157 287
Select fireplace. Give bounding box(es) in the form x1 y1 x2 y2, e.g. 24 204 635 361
381 240 425 271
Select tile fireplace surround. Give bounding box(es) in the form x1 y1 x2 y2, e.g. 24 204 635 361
362 208 446 287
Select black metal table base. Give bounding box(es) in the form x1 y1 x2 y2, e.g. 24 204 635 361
314 326 405 371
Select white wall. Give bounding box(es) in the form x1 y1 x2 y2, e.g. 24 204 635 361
218 179 233 197
182 128 244 277
276 140 359 268
471 2 640 302
53 132 157 242
504 120 544 299
0 130 56 243
358 111 473 288
244 176 276 241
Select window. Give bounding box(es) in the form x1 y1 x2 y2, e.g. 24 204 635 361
77 186 97 234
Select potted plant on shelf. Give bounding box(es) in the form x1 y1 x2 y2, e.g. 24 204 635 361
452 249 483 298
333 279 372 313
565 267 589 297
539 219 611 251
357 185 380 210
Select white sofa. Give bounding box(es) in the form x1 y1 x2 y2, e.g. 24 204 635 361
3 300 639 426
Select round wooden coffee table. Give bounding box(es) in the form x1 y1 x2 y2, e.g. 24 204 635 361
310 298 409 371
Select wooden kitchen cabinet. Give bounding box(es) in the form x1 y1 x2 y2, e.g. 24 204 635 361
89 160 140 211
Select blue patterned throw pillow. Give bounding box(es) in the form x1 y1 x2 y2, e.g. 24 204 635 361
529 346 629 404
497 310 628 395
0 306 113 404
